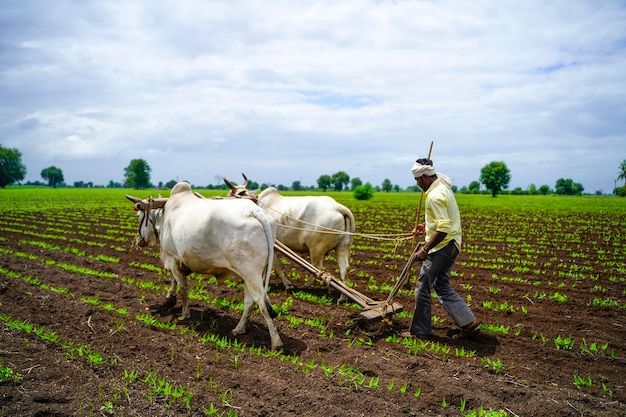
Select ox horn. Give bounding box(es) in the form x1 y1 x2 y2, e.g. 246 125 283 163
241 173 249 188
125 194 143 204
223 177 236 190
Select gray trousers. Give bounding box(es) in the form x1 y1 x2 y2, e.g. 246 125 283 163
410 241 475 335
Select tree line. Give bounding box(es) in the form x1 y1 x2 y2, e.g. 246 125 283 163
2 144 625 197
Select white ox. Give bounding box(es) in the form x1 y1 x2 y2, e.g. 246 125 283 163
225 175 355 289
126 182 282 350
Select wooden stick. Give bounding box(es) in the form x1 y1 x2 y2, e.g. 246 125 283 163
414 140 434 232
383 141 436 304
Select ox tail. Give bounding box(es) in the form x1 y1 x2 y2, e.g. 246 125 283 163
251 208 275 296
336 204 356 248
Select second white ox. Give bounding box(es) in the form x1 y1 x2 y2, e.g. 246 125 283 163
225 175 355 288
126 182 282 349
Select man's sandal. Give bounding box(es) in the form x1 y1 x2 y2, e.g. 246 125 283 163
460 320 480 337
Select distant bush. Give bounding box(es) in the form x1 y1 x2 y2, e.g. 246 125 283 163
614 186 626 197
354 183 374 200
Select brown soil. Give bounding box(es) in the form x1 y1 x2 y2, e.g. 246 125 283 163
0 207 624 417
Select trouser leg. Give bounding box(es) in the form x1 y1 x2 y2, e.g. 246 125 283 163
410 241 474 334
410 260 433 335
410 242 455 334
432 249 476 328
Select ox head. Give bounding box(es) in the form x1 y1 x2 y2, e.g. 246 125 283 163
224 173 258 199
125 195 167 247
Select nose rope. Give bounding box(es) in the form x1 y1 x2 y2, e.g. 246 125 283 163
137 197 161 245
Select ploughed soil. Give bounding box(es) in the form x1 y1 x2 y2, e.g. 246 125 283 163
0 206 624 417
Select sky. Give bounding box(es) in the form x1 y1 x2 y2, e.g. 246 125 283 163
1 1 625 193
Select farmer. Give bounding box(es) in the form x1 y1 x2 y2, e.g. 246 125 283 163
407 158 479 338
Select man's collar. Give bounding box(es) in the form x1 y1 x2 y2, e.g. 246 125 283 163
425 176 441 195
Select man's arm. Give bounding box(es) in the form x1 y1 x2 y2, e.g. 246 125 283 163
416 231 447 261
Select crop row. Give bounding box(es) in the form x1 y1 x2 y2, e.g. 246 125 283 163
0 261 523 415
1 241 620 373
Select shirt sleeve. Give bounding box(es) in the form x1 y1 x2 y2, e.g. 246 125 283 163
430 194 452 234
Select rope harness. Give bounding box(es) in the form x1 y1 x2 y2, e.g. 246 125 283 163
259 201 413 243
135 197 161 247
211 193 413 243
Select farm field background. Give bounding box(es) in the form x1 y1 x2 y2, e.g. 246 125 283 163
0 188 625 416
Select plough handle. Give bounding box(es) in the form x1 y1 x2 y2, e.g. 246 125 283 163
385 242 424 304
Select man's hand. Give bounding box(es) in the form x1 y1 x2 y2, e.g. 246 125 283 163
412 222 425 236
415 246 428 261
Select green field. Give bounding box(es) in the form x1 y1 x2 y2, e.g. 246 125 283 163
3 186 626 213
0 186 625 416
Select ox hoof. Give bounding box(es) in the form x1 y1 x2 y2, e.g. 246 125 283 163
231 327 246 337
271 342 284 351
162 295 177 309
176 314 191 324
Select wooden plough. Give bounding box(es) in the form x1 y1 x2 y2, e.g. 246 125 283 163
273 239 423 321
270 141 434 320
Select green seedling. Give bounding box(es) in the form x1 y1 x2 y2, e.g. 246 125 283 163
573 374 593 389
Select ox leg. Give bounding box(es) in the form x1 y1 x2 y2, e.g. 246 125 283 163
232 287 254 336
170 269 190 320
163 278 177 308
256 294 283 350
311 249 346 301
336 248 350 302
273 253 293 290
310 249 325 271
166 278 177 298
246 281 283 350
336 246 350 284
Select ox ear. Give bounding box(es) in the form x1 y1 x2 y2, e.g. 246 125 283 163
149 198 168 209
223 177 236 190
133 202 144 211
241 173 249 187
125 194 143 204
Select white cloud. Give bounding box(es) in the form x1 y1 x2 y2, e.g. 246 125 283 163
0 0 625 192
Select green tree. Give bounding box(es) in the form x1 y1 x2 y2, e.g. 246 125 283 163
381 178 392 192
0 145 26 188
353 183 374 200
555 178 584 195
480 161 511 197
317 175 331 191
618 159 626 187
331 171 350 191
350 177 362 190
291 180 302 191
468 180 480 194
539 184 551 195
40 166 64 188
528 184 538 195
124 159 152 189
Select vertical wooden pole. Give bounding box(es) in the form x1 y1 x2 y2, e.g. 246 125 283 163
414 141 434 236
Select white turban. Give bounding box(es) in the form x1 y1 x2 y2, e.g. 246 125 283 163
411 161 436 178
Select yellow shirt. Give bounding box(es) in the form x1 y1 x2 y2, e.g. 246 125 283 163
424 177 462 253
